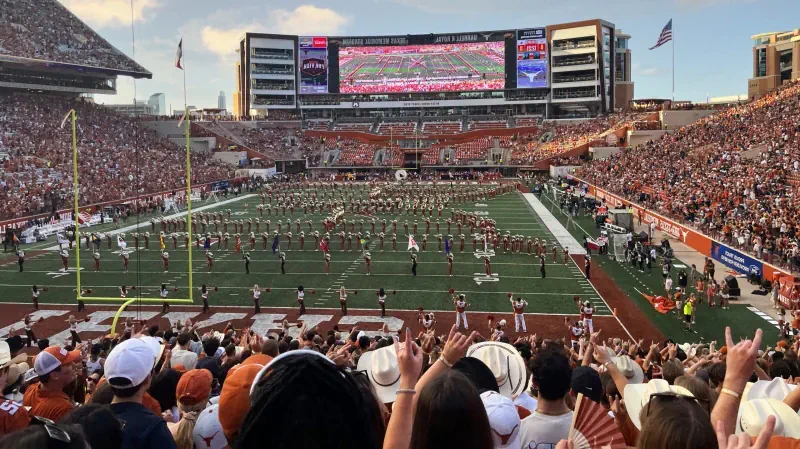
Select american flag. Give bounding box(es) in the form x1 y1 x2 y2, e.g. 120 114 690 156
649 19 673 50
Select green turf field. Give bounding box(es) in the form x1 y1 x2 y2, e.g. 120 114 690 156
0 190 608 317
536 188 781 344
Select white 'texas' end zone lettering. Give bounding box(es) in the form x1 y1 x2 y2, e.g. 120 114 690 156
337 316 405 337
0 310 69 340
49 311 159 346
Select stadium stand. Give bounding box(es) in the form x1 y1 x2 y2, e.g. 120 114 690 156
328 138 379 166
332 122 374 133
468 119 509 130
305 120 332 131
579 80 800 272
0 0 149 74
0 93 233 219
376 122 417 136
421 121 462 135
513 116 541 128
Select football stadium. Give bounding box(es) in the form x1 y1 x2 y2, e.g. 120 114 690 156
1 1 799 447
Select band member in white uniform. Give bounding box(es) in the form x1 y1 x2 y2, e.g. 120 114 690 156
581 300 594 333
454 294 469 329
511 297 529 333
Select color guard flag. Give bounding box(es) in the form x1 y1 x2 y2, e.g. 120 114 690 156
408 235 419 252
444 236 451 254
177 112 186 128
175 38 184 69
320 239 329 252
60 109 74 129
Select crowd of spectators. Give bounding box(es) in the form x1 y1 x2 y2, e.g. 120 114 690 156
579 81 800 272
0 0 148 73
1 313 798 449
0 93 234 220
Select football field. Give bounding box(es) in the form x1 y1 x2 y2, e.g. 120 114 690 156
0 192 606 315
0 185 651 345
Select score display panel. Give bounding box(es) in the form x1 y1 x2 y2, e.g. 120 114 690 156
516 28 548 89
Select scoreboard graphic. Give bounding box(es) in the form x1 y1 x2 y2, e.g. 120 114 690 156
516 28 548 89
299 36 328 94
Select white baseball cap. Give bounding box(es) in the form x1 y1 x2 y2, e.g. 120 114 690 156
33 346 80 376
481 391 521 449
105 338 156 388
193 404 228 449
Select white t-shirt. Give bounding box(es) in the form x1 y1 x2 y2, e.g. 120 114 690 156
519 410 574 449
171 348 198 370
513 392 538 413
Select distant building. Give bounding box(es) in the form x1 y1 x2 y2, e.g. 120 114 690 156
148 93 166 115
218 91 226 110
104 100 154 116
748 29 800 99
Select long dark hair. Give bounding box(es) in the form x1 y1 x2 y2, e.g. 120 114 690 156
0 423 88 449
409 370 493 449
237 353 380 449
379 288 385 297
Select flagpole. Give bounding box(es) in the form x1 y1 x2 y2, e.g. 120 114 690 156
181 40 194 303
672 20 675 102
71 110 81 296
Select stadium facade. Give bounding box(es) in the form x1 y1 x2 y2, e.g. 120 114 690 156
233 19 634 120
748 28 800 99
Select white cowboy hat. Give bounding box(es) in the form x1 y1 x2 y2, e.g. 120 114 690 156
745 377 797 402
737 398 800 438
357 345 401 404
0 341 27 369
610 356 644 384
467 342 527 399
624 379 694 429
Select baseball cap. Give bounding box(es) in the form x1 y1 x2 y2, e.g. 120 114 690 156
571 366 604 403
33 346 81 376
241 353 273 367
177 369 213 406
219 363 262 441
193 404 228 449
480 391 522 449
105 338 156 389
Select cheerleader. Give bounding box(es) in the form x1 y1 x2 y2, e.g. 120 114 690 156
339 286 347 315
251 284 261 314
23 314 37 347
121 251 129 273
59 249 69 272
31 285 41 310
199 285 210 313
120 285 128 298
378 288 387 318
206 251 214 272
66 315 81 344
418 310 436 333
297 286 306 315
160 284 170 313
123 317 134 334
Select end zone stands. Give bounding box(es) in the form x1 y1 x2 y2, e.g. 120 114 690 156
0 0 149 75
332 122 374 132
513 116 541 128
421 121 462 135
469 118 509 130
376 122 417 136
305 120 332 131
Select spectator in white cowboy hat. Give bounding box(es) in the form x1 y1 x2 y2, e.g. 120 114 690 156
3 360 30 403
745 377 797 402
105 338 177 449
481 390 522 449
0 340 30 437
624 379 698 430
357 344 402 404
517 343 573 449
466 341 527 399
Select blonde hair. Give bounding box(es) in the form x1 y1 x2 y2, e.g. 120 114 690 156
340 286 346 294
254 284 260 291
175 401 208 449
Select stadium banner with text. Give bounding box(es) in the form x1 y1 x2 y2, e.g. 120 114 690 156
298 36 329 94
333 31 510 94
711 242 763 277
573 177 790 282
516 28 548 89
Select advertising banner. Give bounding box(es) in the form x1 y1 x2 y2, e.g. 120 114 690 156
299 36 328 94
516 28 548 89
711 242 763 277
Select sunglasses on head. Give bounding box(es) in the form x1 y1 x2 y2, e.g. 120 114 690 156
646 392 710 415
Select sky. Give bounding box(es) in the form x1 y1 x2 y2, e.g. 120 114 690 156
60 0 799 111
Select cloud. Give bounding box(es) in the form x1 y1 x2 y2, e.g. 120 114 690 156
202 25 254 59
675 0 755 6
58 0 160 28
640 67 661 76
269 5 349 35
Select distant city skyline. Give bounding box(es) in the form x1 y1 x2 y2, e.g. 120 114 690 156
62 0 799 109
218 91 226 110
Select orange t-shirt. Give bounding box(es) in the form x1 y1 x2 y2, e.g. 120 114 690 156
29 388 74 422
143 392 162 415
0 399 30 437
22 384 40 408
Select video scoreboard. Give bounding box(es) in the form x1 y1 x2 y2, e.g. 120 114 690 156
516 28 548 89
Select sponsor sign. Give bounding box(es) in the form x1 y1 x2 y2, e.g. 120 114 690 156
299 36 328 94
711 242 763 277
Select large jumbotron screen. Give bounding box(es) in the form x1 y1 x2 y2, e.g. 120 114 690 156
338 41 505 94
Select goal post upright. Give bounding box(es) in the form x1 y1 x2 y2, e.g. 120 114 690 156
71 108 196 306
